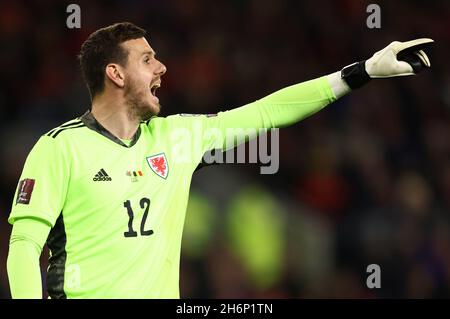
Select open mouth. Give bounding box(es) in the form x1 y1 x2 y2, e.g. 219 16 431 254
150 82 161 97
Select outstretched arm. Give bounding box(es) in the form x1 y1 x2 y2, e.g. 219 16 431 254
195 38 434 152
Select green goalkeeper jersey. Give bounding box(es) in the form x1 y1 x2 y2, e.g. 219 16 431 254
8 76 336 298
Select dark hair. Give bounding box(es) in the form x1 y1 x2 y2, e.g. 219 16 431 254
78 22 146 99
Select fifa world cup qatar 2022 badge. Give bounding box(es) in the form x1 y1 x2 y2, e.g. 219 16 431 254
16 178 35 205
146 153 169 179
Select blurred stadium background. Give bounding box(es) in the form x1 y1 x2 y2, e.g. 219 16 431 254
0 0 449 298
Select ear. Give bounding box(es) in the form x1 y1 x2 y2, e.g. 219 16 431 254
105 63 125 88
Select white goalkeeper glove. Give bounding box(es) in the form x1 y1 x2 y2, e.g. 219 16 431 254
341 38 434 89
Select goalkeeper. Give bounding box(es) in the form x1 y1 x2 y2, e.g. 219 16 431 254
6 22 433 298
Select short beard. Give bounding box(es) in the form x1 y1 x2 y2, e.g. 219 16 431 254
124 78 160 122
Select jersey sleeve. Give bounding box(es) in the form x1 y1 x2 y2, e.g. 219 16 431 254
7 218 51 299
8 135 70 227
168 76 336 164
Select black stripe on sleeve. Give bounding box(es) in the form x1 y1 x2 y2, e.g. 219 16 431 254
51 123 86 138
46 213 68 299
46 120 83 137
59 120 82 128
46 128 58 137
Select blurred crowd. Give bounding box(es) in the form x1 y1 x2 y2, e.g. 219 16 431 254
0 0 449 298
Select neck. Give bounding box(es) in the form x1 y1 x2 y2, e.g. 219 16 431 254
90 92 140 140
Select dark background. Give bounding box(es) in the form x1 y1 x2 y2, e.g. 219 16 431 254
0 0 449 298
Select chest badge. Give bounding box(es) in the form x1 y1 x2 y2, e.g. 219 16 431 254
127 170 143 182
146 153 169 179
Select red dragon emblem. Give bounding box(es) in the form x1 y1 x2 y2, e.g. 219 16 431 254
146 153 169 179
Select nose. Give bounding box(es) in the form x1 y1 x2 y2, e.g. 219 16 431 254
156 59 167 76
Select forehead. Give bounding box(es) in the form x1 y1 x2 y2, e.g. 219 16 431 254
121 37 154 56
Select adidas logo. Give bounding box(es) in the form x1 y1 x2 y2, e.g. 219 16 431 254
93 169 112 182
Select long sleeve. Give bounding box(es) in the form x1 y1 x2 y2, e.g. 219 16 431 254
223 76 334 125
7 218 51 299
201 75 339 152
160 73 350 168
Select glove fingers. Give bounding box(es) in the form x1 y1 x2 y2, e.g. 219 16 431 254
416 50 431 67
398 52 424 74
395 38 434 55
395 38 433 75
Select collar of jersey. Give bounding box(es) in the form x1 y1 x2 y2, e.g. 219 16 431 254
80 110 141 148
